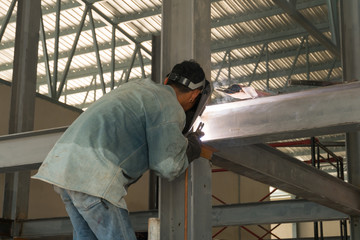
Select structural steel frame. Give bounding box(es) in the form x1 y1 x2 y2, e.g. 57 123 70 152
1 0 359 239
1 82 359 237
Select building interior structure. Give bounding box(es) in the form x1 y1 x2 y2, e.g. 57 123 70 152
0 0 360 239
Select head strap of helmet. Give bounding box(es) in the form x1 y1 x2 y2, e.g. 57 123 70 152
168 72 205 90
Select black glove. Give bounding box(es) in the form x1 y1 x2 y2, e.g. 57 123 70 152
186 131 203 163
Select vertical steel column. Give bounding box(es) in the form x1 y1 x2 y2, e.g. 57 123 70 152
3 0 41 220
160 0 212 239
311 137 319 240
346 134 360 239
341 1 360 240
149 34 161 210
151 35 161 84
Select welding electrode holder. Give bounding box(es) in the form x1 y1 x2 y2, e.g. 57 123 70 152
182 79 212 135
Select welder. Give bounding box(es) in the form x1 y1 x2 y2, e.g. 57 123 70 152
32 60 211 240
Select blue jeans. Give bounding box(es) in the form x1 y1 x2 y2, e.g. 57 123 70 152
54 186 137 240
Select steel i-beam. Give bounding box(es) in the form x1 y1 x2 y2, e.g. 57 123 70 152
211 143 360 216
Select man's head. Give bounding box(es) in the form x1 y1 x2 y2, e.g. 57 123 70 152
165 60 205 111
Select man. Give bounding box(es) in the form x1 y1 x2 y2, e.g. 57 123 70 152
32 60 207 239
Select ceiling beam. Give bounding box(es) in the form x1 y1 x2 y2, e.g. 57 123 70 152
0 0 326 52
211 0 324 28
0 1 83 30
211 143 360 216
41 60 339 107
233 61 341 85
212 43 327 70
33 41 329 84
31 23 332 87
211 22 329 53
35 59 340 107
273 0 340 58
0 0 324 34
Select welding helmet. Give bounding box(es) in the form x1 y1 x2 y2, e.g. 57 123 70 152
167 72 213 134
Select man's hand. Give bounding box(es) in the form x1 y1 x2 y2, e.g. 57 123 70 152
186 131 203 163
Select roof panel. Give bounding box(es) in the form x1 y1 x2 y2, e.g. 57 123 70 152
0 0 340 108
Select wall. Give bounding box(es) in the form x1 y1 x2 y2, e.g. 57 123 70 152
0 80 83 218
212 168 271 239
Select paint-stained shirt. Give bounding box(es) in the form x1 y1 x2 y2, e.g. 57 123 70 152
32 78 188 209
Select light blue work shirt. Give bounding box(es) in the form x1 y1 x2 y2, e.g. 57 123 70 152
33 79 189 209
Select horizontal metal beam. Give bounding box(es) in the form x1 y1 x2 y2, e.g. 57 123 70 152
0 0 323 50
0 127 67 173
211 143 360 216
0 82 355 171
11 200 346 238
273 0 340 58
221 60 341 86
202 81 360 146
281 238 346 240
212 199 348 226
13 210 157 237
212 43 327 70
35 43 336 93
36 58 152 88
211 22 329 53
31 21 329 85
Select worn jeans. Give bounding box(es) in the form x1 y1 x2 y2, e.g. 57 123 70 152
54 186 137 240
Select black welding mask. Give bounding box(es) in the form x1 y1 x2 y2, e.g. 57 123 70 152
167 72 213 134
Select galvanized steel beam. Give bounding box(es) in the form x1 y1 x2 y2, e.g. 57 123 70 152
0 128 67 173
211 144 360 216
202 81 360 147
148 34 161 211
13 211 157 238
10 200 347 238
212 199 347 226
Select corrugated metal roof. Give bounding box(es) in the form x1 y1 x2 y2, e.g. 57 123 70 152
0 0 341 106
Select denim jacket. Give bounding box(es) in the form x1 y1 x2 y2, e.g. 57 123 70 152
32 79 189 209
